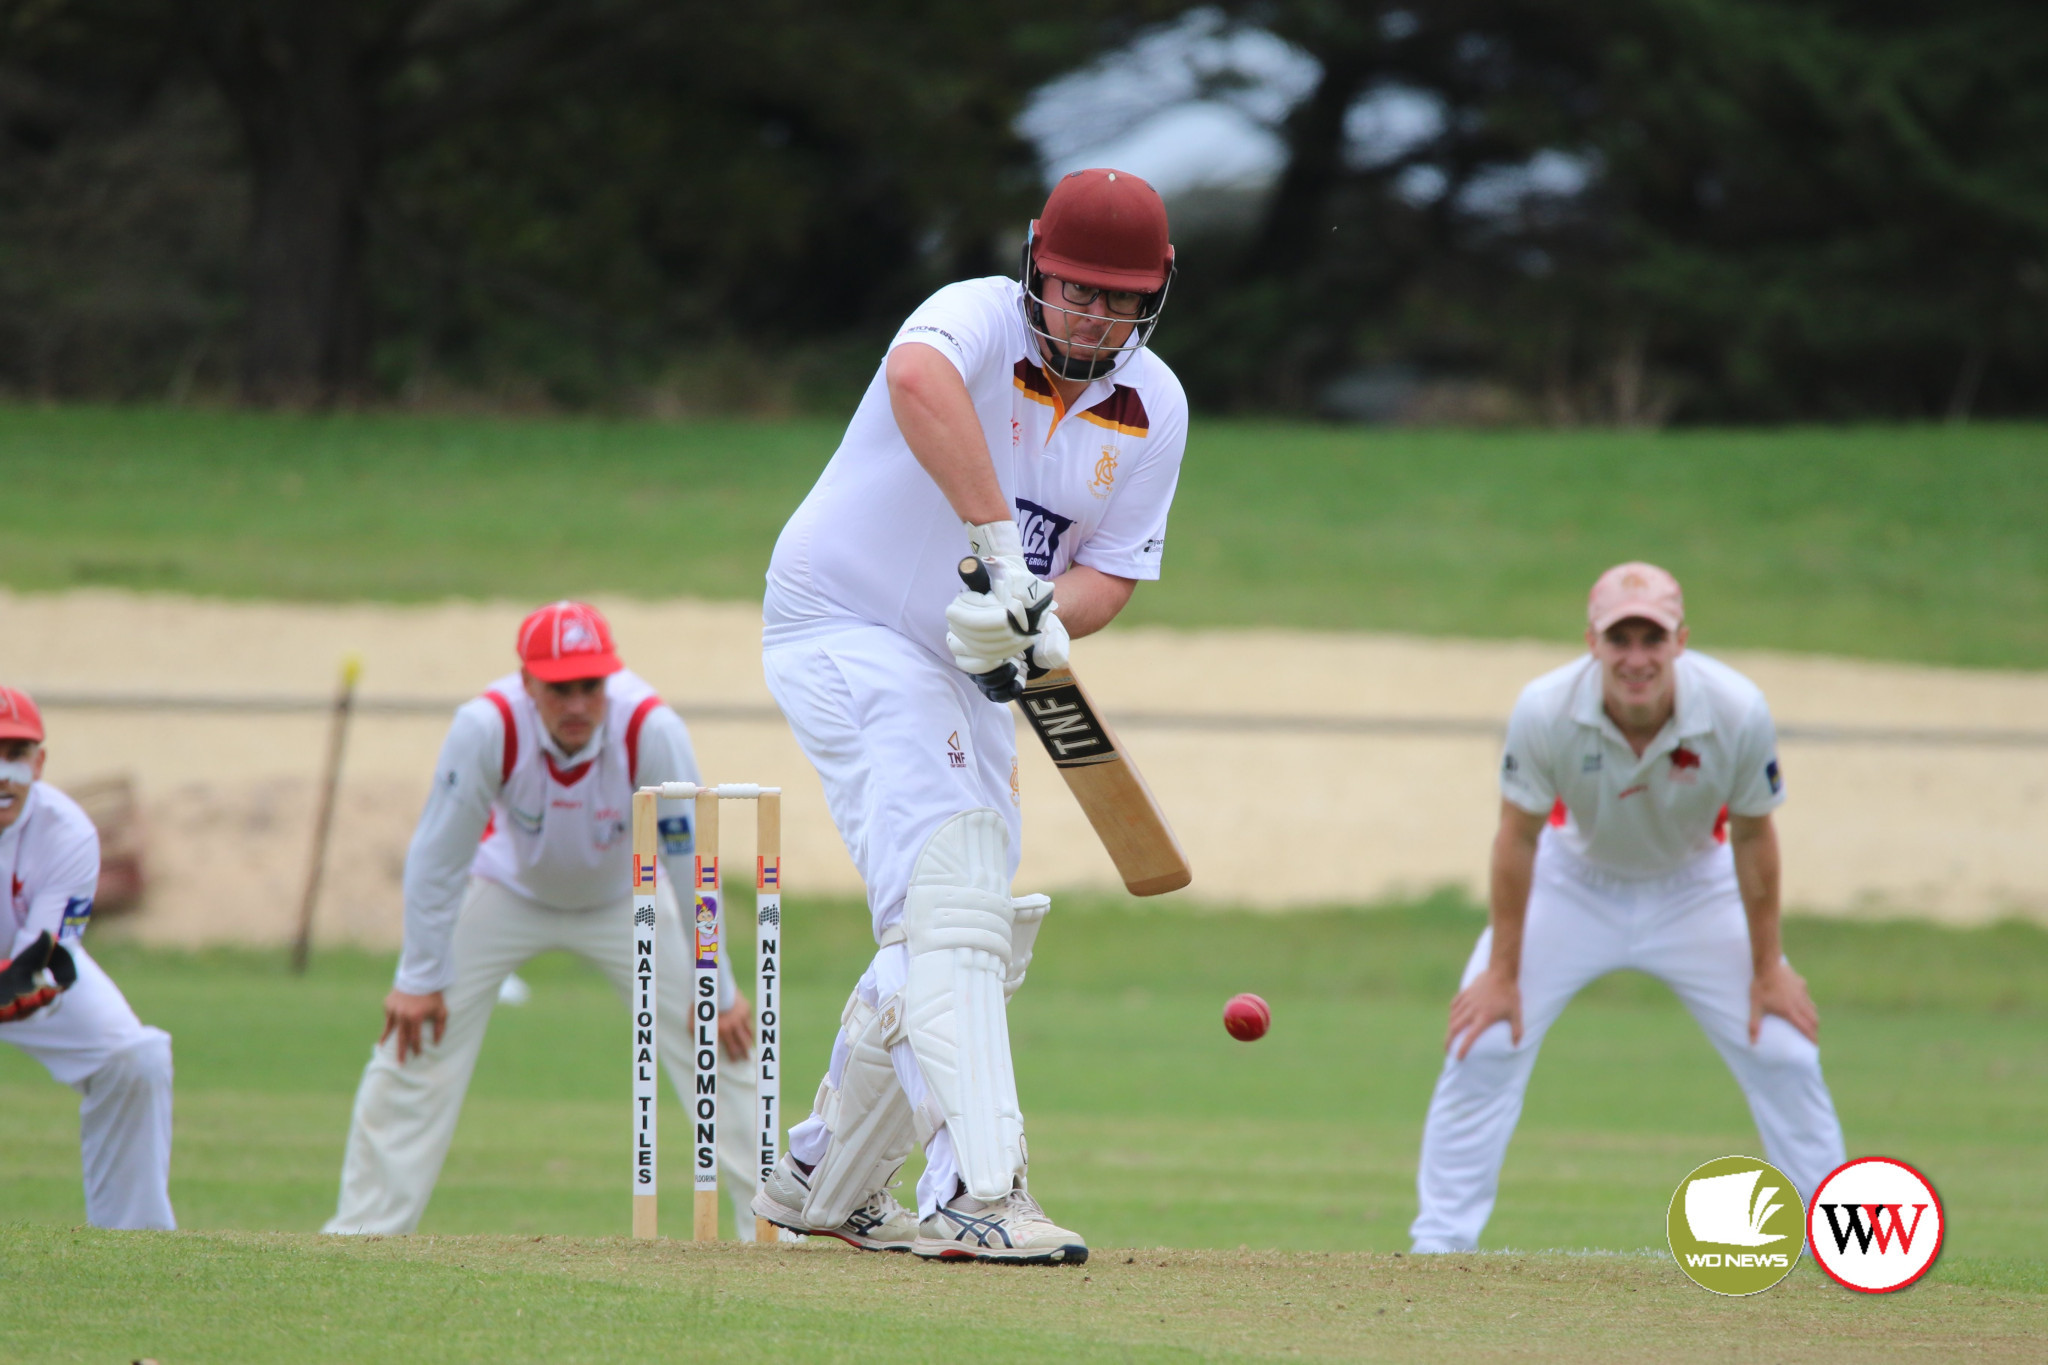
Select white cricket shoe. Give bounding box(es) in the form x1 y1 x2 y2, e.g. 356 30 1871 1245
913 1180 1089 1265
749 1152 917 1253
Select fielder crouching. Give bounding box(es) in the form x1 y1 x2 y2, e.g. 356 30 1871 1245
1410 563 1847 1252
323 601 761 1236
0 686 176 1230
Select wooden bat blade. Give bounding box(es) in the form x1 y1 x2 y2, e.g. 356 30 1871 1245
1016 667 1190 896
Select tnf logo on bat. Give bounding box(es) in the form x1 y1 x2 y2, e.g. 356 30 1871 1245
757 857 780 891
633 855 657 889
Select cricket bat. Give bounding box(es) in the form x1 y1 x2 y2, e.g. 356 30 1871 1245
958 558 1191 896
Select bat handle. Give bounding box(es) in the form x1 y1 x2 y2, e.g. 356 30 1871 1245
955 556 1027 700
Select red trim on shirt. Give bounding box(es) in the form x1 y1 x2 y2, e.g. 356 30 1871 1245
480 813 496 844
482 690 518 785
624 694 663 785
545 754 593 787
1713 804 1730 844
1548 798 1568 828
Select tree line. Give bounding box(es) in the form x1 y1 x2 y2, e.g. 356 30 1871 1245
2 0 2042 420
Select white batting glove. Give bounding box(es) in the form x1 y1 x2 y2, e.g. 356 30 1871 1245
1024 602 1069 671
947 520 1047 667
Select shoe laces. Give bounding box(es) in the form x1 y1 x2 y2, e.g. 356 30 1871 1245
863 1185 910 1221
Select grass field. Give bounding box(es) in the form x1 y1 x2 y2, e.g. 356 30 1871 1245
4 405 2045 668
4 897 2044 1358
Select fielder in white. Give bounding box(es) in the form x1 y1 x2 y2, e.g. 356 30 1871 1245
751 169 1187 1263
324 601 761 1236
1410 563 1847 1253
0 685 176 1230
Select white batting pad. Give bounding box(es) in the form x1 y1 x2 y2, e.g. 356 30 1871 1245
1003 894 1051 1000
903 809 1024 1202
802 988 917 1229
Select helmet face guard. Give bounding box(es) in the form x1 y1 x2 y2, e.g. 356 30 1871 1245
1018 227 1176 383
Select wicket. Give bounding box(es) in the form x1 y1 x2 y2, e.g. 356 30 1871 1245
629 781 782 1242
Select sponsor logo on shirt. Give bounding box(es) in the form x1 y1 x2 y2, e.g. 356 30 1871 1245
1141 535 1164 556
946 730 966 769
657 813 693 855
59 895 92 939
1766 758 1782 794
1582 753 1602 772
1014 497 1073 576
903 323 963 354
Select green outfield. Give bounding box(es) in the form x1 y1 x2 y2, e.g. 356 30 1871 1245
3 898 2043 1358
3 405 2045 668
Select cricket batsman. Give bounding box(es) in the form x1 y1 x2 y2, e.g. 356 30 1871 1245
1410 563 1848 1252
323 601 761 1235
750 169 1187 1263
0 686 176 1229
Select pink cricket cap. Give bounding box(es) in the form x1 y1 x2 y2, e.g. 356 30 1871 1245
1588 562 1685 632
0 686 45 742
517 601 623 683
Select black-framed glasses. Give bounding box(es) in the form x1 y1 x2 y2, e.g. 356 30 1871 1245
1057 279 1149 318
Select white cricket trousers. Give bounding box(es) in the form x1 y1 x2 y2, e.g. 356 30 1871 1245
324 876 758 1236
0 945 176 1230
765 624 1019 1217
1410 840 1846 1253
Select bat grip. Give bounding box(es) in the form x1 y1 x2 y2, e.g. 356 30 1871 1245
957 556 992 595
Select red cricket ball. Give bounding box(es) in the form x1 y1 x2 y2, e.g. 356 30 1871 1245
1222 992 1270 1042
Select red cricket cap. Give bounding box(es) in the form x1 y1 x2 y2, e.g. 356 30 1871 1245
1588 562 1685 633
0 686 44 742
1032 168 1173 293
516 601 623 682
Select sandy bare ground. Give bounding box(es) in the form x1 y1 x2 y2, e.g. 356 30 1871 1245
5 588 2044 948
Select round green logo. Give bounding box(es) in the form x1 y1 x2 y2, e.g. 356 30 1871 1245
1667 1155 1803 1296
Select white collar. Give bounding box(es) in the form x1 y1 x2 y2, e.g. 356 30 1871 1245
1572 652 1710 757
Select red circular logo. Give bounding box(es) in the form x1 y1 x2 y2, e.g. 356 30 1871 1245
1806 1157 1944 1293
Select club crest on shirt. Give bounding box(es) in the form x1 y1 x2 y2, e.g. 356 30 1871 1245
1670 747 1702 785
1014 497 1073 576
1089 448 1118 498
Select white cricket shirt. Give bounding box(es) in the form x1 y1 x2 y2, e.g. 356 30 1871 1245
764 276 1189 660
1499 650 1785 878
1 782 99 959
395 669 727 999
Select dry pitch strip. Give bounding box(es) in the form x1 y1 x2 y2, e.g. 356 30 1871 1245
629 781 783 1243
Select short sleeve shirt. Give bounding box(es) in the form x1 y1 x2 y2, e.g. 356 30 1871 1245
1499 651 1784 877
763 276 1189 660
1 783 100 958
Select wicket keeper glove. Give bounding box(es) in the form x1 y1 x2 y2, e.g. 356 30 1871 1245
0 931 76 1023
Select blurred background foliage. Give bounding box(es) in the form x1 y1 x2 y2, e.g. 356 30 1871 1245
2 0 2043 419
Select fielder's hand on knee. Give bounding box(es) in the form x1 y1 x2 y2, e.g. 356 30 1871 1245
1749 960 1819 1044
1446 966 1522 1059
381 989 447 1063
719 991 754 1061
